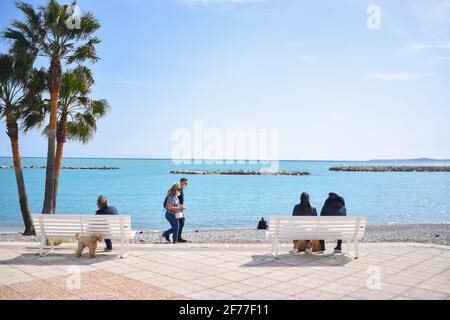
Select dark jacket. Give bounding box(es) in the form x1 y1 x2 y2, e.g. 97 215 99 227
292 205 317 216
96 206 119 215
179 188 184 205
257 219 268 230
320 194 346 216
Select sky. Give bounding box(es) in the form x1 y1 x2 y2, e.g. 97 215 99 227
0 0 449 161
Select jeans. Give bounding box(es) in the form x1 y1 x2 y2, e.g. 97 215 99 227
163 211 179 243
105 239 112 250
320 240 342 251
177 217 185 240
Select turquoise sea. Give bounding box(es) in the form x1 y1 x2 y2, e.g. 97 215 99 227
0 158 449 232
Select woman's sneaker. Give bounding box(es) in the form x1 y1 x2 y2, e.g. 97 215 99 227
334 248 342 253
289 248 299 254
305 248 313 254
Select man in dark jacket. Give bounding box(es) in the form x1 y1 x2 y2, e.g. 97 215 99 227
95 195 118 251
319 192 347 253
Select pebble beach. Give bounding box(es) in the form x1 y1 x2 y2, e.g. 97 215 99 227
1 223 448 245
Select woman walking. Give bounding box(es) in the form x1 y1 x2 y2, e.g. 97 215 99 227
161 183 186 243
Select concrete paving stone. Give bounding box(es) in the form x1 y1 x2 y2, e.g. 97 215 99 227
123 270 161 281
215 270 254 282
214 282 259 296
187 289 237 300
318 282 362 295
348 288 397 300
401 287 449 300
188 276 231 288
295 288 343 300
264 282 310 296
260 270 300 282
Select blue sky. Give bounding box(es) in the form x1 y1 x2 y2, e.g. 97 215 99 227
0 0 449 160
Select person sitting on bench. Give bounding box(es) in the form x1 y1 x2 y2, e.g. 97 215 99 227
291 192 317 254
319 192 347 254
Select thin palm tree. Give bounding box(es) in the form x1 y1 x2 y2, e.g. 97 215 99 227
3 0 101 214
24 66 109 211
0 53 46 235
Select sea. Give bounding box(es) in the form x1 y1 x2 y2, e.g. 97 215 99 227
1 158 449 232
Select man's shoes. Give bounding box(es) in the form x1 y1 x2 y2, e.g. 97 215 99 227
163 233 170 242
177 238 188 243
104 247 113 252
334 248 342 254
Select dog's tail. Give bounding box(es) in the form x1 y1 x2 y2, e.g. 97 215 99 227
75 233 81 241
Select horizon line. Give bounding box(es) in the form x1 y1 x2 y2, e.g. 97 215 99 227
1 156 449 162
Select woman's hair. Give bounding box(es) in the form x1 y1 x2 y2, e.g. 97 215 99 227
300 192 312 211
167 183 181 197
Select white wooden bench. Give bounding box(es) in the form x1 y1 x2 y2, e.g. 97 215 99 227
267 216 367 259
32 214 134 258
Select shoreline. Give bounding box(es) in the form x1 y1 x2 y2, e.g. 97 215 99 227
1 223 448 245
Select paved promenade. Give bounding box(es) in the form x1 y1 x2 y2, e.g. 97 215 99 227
0 242 449 300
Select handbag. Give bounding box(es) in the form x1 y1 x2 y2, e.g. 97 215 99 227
175 211 184 219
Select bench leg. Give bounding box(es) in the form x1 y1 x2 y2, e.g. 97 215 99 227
120 239 128 259
272 239 279 259
39 236 45 257
354 240 359 259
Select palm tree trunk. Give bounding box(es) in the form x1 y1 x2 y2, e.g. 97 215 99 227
6 116 35 235
42 57 61 214
52 116 67 213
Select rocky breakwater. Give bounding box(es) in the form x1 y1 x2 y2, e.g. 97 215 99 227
169 169 310 175
0 165 119 170
329 166 450 172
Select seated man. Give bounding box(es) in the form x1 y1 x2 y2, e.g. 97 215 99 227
257 217 268 230
319 192 347 254
95 195 118 251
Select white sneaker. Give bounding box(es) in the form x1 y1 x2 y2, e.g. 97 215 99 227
289 248 299 254
305 248 313 254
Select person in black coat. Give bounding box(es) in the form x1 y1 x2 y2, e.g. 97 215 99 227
319 192 347 253
257 217 268 230
291 192 317 254
95 195 118 251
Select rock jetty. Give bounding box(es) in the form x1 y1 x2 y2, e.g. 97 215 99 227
0 165 119 170
329 166 450 172
169 169 310 176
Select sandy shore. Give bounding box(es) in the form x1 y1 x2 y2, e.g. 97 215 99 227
0 223 448 245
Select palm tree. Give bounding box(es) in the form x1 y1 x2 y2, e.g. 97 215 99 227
3 0 101 214
24 66 109 212
0 53 46 235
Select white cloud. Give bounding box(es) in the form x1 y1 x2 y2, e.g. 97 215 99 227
298 55 315 64
407 42 450 50
435 56 450 61
409 0 450 23
368 73 431 81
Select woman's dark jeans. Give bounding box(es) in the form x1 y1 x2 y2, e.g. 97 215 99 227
163 211 179 243
320 240 342 251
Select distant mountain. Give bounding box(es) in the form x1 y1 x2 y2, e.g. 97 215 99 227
368 158 449 162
